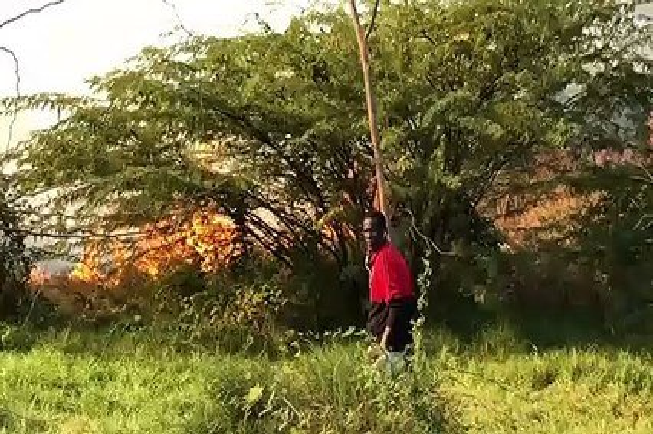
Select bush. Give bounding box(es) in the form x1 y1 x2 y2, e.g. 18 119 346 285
0 194 34 321
138 258 290 353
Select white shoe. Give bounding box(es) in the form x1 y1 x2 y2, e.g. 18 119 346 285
374 351 406 375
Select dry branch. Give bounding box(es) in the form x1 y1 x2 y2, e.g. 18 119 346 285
0 46 20 148
365 0 381 40
0 0 66 29
161 0 194 37
348 0 390 227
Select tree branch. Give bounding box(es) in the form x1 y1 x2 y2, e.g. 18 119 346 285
634 214 652 231
365 0 381 41
0 46 20 150
637 161 653 184
405 209 458 257
160 0 194 37
1 226 147 240
348 0 390 227
420 29 437 46
0 0 66 29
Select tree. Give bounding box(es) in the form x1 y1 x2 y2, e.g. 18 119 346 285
0 175 32 318
557 148 653 330
6 0 652 302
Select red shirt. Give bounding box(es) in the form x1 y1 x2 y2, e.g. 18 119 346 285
369 243 414 304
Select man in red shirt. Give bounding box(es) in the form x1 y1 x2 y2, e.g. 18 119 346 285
363 210 417 362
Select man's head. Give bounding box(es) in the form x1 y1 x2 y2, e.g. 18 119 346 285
363 210 388 254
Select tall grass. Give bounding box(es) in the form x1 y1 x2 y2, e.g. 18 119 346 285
0 322 651 433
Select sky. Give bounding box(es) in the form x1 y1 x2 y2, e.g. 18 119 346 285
0 0 316 150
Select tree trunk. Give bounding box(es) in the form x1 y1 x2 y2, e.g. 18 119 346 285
348 0 392 237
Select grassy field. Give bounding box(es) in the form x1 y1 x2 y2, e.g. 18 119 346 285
0 322 652 434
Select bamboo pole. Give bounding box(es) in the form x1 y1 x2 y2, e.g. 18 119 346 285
348 0 391 236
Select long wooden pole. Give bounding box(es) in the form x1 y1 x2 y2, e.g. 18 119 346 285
348 0 391 232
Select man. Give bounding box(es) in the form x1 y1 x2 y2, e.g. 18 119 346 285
363 210 417 371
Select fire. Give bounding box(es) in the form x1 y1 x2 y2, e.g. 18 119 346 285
70 209 240 286
29 267 52 286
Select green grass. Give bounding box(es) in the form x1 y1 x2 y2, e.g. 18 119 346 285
0 322 652 433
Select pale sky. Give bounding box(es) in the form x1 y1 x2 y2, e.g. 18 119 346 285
0 0 315 150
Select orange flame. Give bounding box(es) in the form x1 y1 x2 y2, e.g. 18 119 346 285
70 209 240 287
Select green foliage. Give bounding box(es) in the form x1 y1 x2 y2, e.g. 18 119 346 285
0 177 33 320
0 323 37 352
0 322 651 433
558 158 653 331
7 0 649 279
126 258 294 353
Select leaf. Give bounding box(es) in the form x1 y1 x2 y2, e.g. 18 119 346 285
245 385 264 405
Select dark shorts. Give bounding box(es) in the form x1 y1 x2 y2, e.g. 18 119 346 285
367 297 417 352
